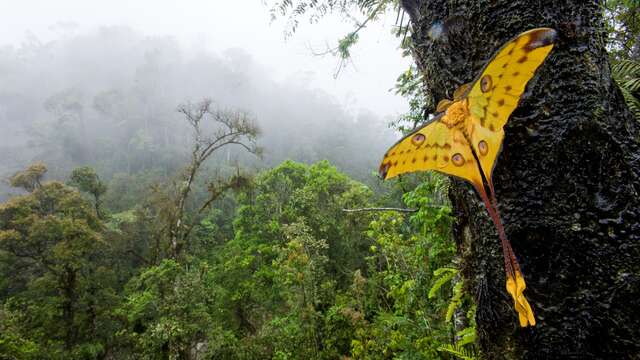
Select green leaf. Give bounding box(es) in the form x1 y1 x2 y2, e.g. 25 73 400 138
428 267 457 299
437 343 477 360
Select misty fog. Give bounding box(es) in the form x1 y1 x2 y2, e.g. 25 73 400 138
0 26 400 199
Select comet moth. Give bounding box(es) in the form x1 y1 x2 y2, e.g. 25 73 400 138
379 28 557 327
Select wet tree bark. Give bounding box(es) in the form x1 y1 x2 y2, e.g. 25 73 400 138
401 1 640 358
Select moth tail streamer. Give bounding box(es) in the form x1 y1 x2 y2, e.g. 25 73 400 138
477 184 536 327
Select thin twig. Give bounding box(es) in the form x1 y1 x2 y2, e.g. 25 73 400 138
342 207 418 213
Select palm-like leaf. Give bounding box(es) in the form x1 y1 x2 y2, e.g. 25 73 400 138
613 59 640 120
437 343 477 360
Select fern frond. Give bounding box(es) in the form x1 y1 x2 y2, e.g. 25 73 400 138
620 86 640 120
445 281 464 322
622 78 640 92
437 343 476 360
433 267 458 276
613 59 640 79
456 326 477 346
428 267 457 299
612 59 640 121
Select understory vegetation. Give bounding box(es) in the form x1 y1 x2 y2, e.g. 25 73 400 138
0 157 474 359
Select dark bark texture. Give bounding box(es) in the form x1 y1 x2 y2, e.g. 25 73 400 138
402 1 640 358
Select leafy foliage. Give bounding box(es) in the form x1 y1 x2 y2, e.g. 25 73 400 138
0 178 117 358
391 66 429 132
613 59 640 120
604 0 640 62
8 162 47 192
269 0 399 76
438 343 477 360
68 166 108 218
0 155 480 358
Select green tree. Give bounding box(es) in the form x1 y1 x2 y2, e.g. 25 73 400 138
345 178 471 359
115 259 234 359
261 221 330 359
68 166 108 218
8 162 47 192
210 160 373 358
0 176 116 358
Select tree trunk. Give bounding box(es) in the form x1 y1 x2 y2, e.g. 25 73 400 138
402 1 640 358
61 266 78 350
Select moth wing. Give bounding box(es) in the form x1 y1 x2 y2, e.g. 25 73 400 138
465 28 557 182
379 114 483 190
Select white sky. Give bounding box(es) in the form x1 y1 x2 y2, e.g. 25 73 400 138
0 0 411 118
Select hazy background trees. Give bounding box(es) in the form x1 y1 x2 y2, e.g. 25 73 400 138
0 26 397 202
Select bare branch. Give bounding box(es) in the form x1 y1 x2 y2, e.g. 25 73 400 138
168 99 260 260
342 207 419 213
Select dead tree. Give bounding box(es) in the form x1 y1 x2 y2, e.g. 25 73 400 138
168 99 260 260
